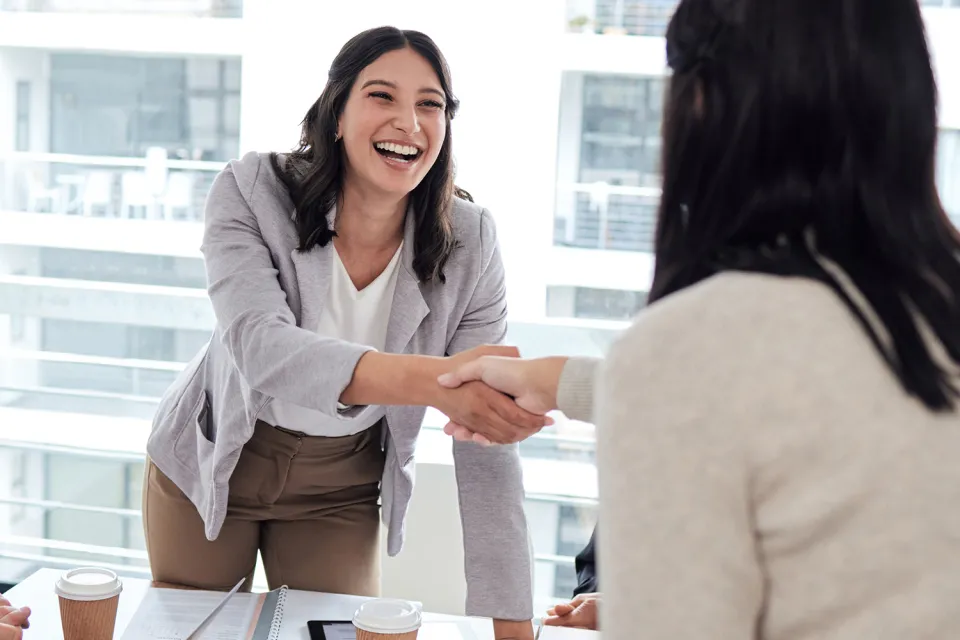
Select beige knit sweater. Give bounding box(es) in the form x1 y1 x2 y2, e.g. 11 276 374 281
555 272 960 639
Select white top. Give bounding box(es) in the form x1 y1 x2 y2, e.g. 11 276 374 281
260 242 403 437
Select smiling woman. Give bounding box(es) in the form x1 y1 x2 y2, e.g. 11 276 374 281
140 25 544 640
271 29 471 284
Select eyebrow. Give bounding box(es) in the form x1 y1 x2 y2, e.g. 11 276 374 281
360 79 445 99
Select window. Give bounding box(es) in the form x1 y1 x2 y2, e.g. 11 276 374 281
555 73 664 253
547 286 648 321
1 0 244 18
567 0 680 36
938 130 960 224
15 81 30 152
50 53 241 161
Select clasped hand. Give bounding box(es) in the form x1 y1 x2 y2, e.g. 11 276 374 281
434 351 568 446
429 346 555 445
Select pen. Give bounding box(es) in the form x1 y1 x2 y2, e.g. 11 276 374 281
533 617 543 640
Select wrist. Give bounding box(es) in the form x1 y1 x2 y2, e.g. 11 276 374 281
537 356 569 411
342 352 446 407
397 354 450 407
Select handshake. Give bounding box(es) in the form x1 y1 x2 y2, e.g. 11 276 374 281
432 346 569 446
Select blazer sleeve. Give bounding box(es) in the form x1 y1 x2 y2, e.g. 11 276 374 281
200 162 373 415
447 210 534 620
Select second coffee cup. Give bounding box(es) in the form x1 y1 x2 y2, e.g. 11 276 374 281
353 598 422 640
54 567 123 640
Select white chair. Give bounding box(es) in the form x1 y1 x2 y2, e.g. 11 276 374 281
26 168 62 213
81 171 114 217
120 172 154 219
161 172 196 221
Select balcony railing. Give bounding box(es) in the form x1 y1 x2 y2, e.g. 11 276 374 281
0 0 242 17
555 182 660 253
566 0 958 39
567 0 679 37
0 151 224 223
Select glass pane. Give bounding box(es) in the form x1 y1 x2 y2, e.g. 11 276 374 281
187 58 222 91
48 52 239 161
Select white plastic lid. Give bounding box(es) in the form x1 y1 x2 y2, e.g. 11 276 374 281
353 598 422 634
54 568 123 602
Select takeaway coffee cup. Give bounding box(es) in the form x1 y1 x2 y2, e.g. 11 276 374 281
353 598 422 640
54 567 123 640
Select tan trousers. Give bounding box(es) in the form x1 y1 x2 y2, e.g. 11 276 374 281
143 420 386 595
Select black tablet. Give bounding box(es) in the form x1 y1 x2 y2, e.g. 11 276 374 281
306 620 355 640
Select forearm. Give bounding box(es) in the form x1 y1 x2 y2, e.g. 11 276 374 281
340 351 449 407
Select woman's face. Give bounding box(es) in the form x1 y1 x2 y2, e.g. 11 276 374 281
337 47 448 198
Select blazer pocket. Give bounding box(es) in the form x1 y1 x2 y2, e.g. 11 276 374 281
194 391 215 454
173 389 215 464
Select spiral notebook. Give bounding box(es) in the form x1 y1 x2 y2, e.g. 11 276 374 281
120 579 289 640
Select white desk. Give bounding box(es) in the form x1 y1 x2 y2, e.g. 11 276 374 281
4 569 598 639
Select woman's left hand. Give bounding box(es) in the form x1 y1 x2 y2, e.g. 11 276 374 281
544 593 600 630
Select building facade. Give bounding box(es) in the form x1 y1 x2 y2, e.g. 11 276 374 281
0 0 958 608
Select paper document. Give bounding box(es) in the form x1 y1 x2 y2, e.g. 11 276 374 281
121 578 257 640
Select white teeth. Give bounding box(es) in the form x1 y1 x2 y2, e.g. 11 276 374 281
375 142 420 157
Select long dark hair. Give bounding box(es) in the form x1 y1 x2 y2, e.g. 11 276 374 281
653 0 960 410
270 26 471 283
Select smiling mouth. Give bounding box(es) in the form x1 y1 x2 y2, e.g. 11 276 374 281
373 141 423 164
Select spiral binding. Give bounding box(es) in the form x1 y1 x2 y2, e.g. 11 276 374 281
268 585 289 640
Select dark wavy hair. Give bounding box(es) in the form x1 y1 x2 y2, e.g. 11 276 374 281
271 26 471 283
653 0 960 410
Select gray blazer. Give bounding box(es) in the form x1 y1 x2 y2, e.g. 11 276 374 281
145 151 532 619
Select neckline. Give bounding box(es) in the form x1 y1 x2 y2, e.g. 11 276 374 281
334 242 403 297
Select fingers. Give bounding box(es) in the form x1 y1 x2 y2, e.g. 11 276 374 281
0 607 29 628
489 395 548 439
443 422 491 445
438 358 484 389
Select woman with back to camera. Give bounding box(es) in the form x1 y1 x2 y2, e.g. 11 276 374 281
441 0 960 636
142 26 546 639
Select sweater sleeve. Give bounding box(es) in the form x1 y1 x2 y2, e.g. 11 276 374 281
557 356 602 422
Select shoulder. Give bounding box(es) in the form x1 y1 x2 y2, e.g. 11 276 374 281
601 272 850 410
450 196 495 238
207 151 293 220
449 196 498 260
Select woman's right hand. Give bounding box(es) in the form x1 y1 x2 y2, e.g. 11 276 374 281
432 346 553 445
437 355 568 444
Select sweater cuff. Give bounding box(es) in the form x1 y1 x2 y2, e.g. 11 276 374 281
556 357 600 423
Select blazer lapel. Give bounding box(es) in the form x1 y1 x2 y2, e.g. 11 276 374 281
291 206 427 349
290 245 332 331
385 211 429 354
